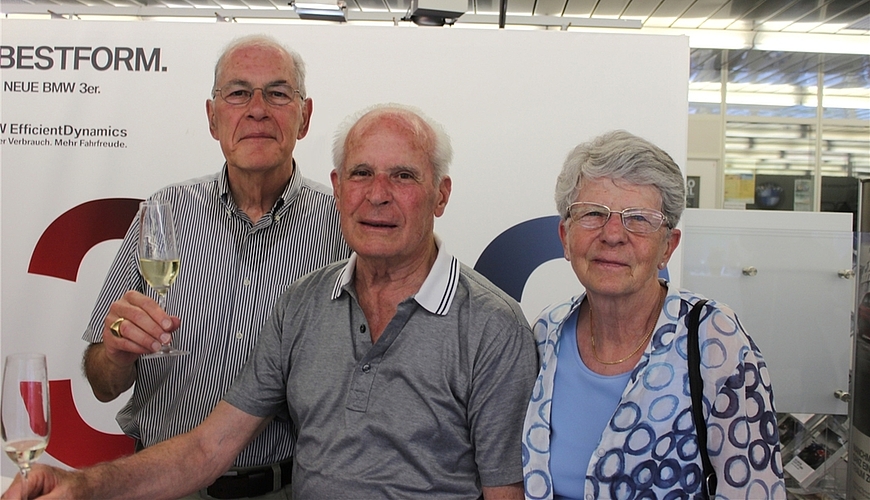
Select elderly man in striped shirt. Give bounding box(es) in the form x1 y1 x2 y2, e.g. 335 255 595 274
79 34 349 500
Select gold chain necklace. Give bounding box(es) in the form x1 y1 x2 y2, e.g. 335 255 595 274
589 289 665 366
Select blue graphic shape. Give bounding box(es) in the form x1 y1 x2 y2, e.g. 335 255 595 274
474 215 670 303
474 216 564 302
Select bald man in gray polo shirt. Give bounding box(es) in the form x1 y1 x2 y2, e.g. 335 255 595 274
5 104 537 500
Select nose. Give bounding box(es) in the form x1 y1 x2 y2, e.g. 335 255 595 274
600 211 628 242
366 174 392 206
246 89 269 117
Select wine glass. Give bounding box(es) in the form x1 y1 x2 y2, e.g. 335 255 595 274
138 199 187 358
2 353 50 500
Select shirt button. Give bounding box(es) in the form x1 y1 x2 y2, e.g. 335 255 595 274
243 278 251 286
362 364 371 373
586 495 594 500
596 448 605 457
235 331 243 339
359 324 367 333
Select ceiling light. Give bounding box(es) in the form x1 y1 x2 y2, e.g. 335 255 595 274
290 1 346 22
753 32 869 56
403 0 465 27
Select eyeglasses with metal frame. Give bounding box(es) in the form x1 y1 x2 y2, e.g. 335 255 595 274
213 83 302 106
566 202 668 234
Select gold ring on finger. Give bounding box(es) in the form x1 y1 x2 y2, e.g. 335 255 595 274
110 317 125 339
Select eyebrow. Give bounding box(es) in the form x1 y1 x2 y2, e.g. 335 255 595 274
221 78 293 87
346 163 423 174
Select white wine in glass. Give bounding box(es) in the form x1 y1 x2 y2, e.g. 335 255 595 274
2 353 50 500
138 199 187 358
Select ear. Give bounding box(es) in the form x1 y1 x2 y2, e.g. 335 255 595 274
330 169 340 201
433 176 452 218
658 228 681 268
297 98 313 140
558 219 571 261
206 99 219 140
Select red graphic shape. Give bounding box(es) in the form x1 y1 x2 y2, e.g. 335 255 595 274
19 382 48 436
28 198 142 282
26 198 142 468
42 380 135 468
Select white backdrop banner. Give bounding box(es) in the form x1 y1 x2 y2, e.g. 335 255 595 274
0 20 688 472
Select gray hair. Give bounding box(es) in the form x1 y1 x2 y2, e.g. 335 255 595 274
212 34 308 99
555 130 685 228
332 103 452 184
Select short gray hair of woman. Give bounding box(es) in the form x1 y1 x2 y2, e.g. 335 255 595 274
212 34 308 99
554 130 686 229
332 103 453 184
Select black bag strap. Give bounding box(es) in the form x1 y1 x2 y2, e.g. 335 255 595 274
688 299 717 498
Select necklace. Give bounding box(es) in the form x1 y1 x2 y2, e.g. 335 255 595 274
589 289 665 366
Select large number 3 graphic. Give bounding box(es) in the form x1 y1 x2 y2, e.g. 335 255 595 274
28 198 142 468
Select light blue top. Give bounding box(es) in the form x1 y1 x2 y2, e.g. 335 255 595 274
550 307 631 500
523 282 786 499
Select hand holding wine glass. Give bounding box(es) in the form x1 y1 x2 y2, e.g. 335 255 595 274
138 200 187 358
2 353 50 500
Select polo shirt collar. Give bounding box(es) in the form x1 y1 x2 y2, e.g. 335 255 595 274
218 161 302 217
331 235 460 316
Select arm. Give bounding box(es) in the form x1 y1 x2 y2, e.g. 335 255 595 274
2 402 267 500
482 483 524 500
703 307 785 498
83 290 180 402
469 311 538 493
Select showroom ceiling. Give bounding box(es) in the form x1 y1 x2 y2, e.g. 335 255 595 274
2 0 868 35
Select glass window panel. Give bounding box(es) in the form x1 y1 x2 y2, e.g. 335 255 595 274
725 50 820 118
822 54 870 121
725 122 818 210
689 102 721 115
689 48 722 115
822 124 870 179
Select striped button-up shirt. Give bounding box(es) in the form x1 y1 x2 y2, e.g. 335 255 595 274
83 164 350 467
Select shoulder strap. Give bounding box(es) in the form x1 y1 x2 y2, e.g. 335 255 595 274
687 299 717 498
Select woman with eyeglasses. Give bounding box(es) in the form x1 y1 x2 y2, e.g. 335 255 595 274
522 130 785 500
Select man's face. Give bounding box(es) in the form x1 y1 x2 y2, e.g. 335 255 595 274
331 115 451 266
206 45 312 176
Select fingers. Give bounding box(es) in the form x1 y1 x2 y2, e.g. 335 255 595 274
1 464 87 499
2 466 44 499
0 474 20 499
103 290 179 357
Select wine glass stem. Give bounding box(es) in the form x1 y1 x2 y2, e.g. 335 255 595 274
20 466 29 500
158 292 171 352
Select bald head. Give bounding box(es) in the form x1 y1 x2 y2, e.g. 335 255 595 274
332 104 452 183
212 35 308 99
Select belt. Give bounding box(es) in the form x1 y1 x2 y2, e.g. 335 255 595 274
204 460 292 499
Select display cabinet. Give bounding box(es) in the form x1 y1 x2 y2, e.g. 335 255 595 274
681 209 854 415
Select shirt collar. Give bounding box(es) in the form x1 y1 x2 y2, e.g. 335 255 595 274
331 235 460 316
218 161 302 217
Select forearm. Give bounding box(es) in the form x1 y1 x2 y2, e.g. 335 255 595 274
482 483 524 500
82 430 231 499
83 343 137 402
77 402 264 499
1 403 266 500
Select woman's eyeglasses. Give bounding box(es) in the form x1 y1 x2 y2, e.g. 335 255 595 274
566 202 668 234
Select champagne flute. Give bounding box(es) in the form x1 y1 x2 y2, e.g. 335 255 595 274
2 353 50 500
138 199 187 358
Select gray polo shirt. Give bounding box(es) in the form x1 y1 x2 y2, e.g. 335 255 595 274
225 241 538 499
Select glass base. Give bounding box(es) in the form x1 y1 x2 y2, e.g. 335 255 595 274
142 347 188 359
